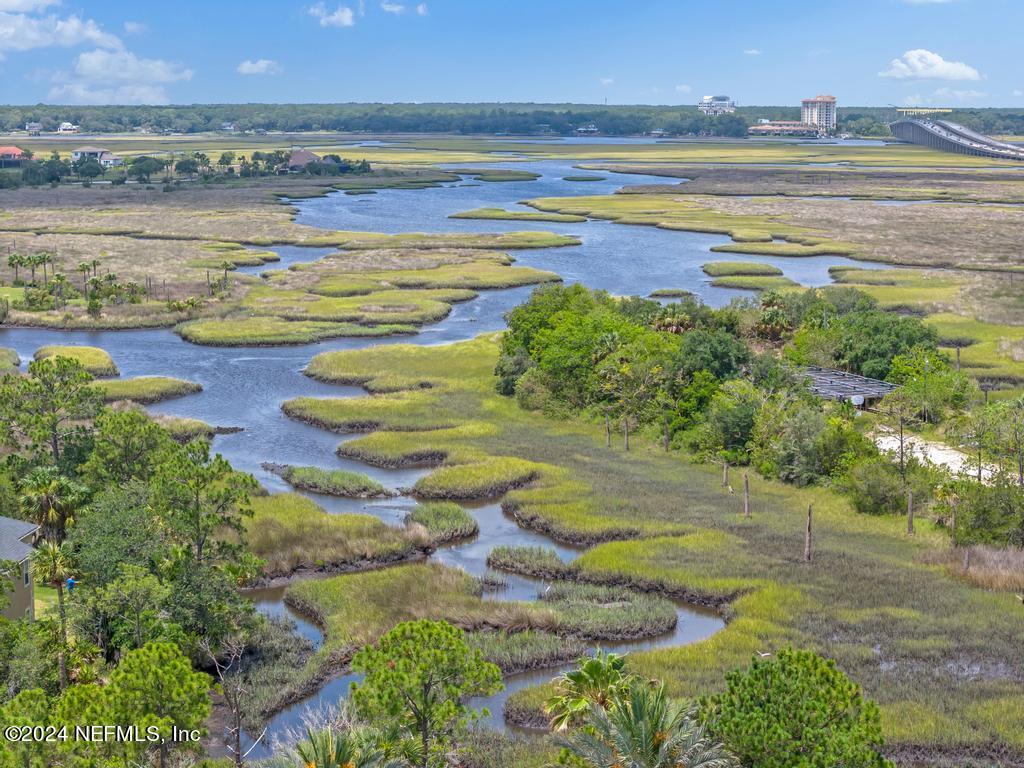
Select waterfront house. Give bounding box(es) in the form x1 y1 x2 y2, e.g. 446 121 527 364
0 516 38 621
0 146 26 169
283 148 321 172
24 122 43 135
71 147 124 167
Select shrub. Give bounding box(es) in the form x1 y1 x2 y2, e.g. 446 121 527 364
841 456 933 516
707 648 891 768
672 328 751 381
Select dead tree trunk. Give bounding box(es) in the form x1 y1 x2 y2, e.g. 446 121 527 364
722 462 729 487
907 489 915 535
804 504 813 563
605 414 611 448
743 473 750 519
623 417 630 451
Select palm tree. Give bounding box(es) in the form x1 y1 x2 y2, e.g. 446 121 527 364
295 728 398 768
89 259 100 278
32 541 73 689
560 682 737 768
50 273 68 307
38 251 53 286
7 252 23 283
19 466 85 544
219 260 233 290
77 262 92 296
546 650 630 731
27 252 39 284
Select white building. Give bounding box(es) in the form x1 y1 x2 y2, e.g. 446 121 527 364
24 122 42 135
801 95 837 132
71 146 124 167
697 95 736 116
57 121 80 133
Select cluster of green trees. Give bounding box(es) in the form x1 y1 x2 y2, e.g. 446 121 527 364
495 285 1024 546
4 149 374 189
5 254 143 318
0 356 268 767
0 104 757 137
542 647 889 768
5 104 1022 137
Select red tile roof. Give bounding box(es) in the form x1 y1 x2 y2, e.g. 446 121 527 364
0 146 25 156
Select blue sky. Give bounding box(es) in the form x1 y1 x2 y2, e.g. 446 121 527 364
1 0 1021 107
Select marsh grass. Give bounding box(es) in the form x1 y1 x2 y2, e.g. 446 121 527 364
466 170 541 182
274 465 391 498
33 345 119 376
709 275 798 291
176 316 415 346
0 348 19 371
922 545 1024 592
487 546 571 579
151 414 217 442
524 194 856 257
465 629 586 673
702 261 784 277
412 457 545 499
96 376 202 404
449 207 586 223
246 493 420 578
407 501 479 543
540 583 677 640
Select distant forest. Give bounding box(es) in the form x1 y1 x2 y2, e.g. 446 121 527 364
3 103 1024 136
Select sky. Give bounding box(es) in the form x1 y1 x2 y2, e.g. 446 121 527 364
0 0 1021 107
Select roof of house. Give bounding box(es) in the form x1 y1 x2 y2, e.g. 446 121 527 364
802 366 897 402
803 94 837 103
72 146 109 153
0 516 36 563
287 149 321 167
0 146 25 156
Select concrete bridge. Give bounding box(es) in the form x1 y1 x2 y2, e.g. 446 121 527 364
890 117 1024 161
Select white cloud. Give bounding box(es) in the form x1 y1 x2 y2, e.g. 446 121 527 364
879 49 981 80
123 20 146 34
1014 89 1024 98
416 3 427 14
933 86 985 101
69 48 192 83
308 2 355 27
674 84 692 94
743 48 761 55
49 48 192 105
0 11 122 53
599 77 614 86
0 1 58 10
48 82 174 105
380 1 404 13
237 58 282 75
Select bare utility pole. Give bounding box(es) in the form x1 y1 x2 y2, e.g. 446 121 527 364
743 473 750 518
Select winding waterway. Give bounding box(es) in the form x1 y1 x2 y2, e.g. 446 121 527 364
0 158 889 756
